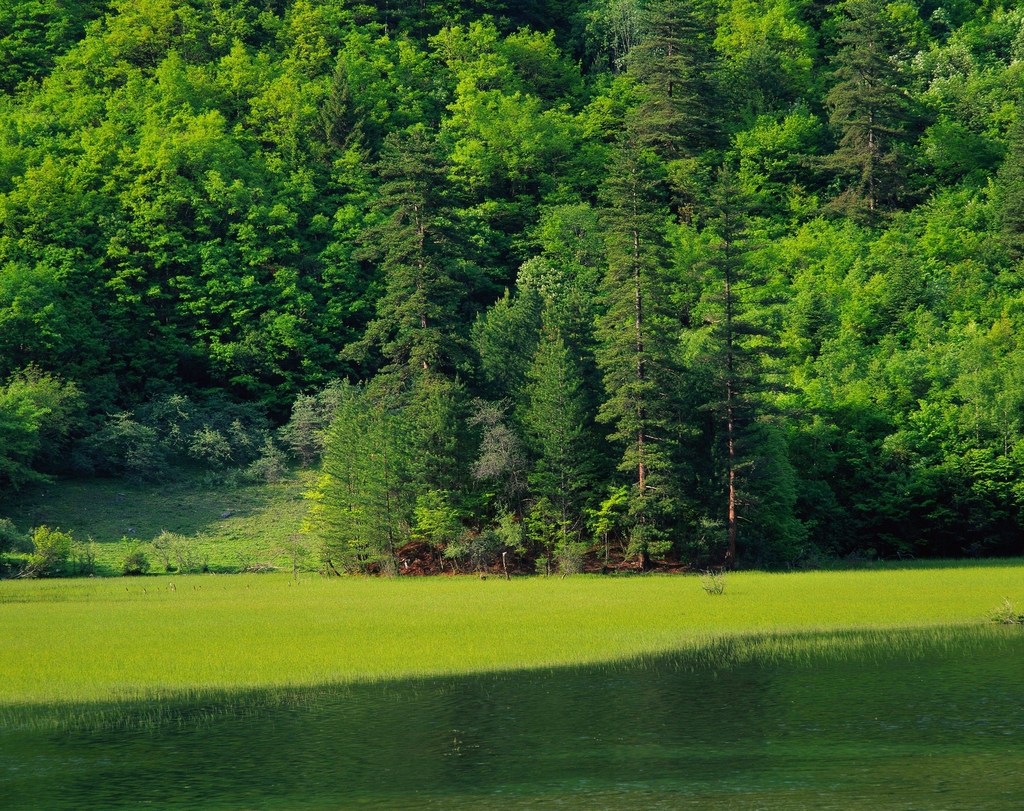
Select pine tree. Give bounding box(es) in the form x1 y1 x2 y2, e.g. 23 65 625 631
628 0 717 158
994 114 1024 258
522 308 595 564
595 129 679 566
308 383 411 576
692 171 783 566
350 126 472 387
825 0 912 216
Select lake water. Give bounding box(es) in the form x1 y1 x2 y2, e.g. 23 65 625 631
2 627 1022 810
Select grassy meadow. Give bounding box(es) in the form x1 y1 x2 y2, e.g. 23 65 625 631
1 471 312 575
2 561 1022 707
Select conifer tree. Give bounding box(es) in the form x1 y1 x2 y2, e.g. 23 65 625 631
522 309 594 553
628 0 717 158
308 383 410 576
595 129 679 566
994 114 1024 258
825 0 912 216
692 171 781 566
350 126 472 387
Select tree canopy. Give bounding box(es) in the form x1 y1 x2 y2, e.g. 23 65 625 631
4 0 1024 570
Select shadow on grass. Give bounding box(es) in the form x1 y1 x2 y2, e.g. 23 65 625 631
2 625 1022 811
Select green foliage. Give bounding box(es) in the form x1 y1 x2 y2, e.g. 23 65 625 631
277 382 347 466
70 538 98 575
825 0 915 216
0 367 83 489
0 518 30 568
5 0 1024 570
306 382 412 575
990 598 1024 625
119 538 151 576
595 129 679 562
23 525 73 578
413 489 463 556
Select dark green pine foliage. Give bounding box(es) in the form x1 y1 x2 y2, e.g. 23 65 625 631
627 0 717 158
313 382 412 576
350 127 474 388
994 115 1024 258
692 172 788 566
595 129 679 565
350 127 477 503
825 0 913 217
522 308 595 548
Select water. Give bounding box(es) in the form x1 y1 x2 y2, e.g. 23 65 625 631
2 627 1022 810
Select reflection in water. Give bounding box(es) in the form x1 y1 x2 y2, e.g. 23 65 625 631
2 627 1023 810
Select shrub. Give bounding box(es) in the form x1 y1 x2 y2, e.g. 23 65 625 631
991 598 1024 625
0 517 29 573
278 382 346 466
151 530 180 572
119 538 151 575
187 425 234 468
0 367 84 487
0 517 28 554
23 525 73 577
172 533 208 573
699 569 727 595
556 539 587 577
80 412 167 481
70 539 98 575
243 438 288 484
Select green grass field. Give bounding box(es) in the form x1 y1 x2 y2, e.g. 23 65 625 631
2 562 1022 707
1 471 313 575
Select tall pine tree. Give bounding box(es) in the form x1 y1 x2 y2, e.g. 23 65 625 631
825 0 912 216
349 126 473 387
691 171 783 566
595 129 679 566
522 308 595 557
628 0 717 159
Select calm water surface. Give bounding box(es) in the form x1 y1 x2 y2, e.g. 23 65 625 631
2 628 1022 810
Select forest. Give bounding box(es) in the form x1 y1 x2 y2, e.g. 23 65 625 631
3 0 1024 573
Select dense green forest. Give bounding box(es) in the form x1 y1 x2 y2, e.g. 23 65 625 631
3 0 1024 572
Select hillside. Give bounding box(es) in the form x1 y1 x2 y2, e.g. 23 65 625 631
3 0 1024 571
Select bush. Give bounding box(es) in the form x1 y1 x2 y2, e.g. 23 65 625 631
0 517 29 573
70 539 98 575
23 525 73 577
699 569 727 595
151 530 178 572
0 517 28 554
991 598 1024 625
243 438 288 484
0 367 83 488
119 538 151 575
172 533 208 574
77 394 273 481
79 412 167 481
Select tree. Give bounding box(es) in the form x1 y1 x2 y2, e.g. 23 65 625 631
825 0 913 216
0 367 82 489
350 127 473 386
627 0 717 158
595 129 679 565
690 172 787 566
993 115 1024 258
306 382 411 576
521 309 595 563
